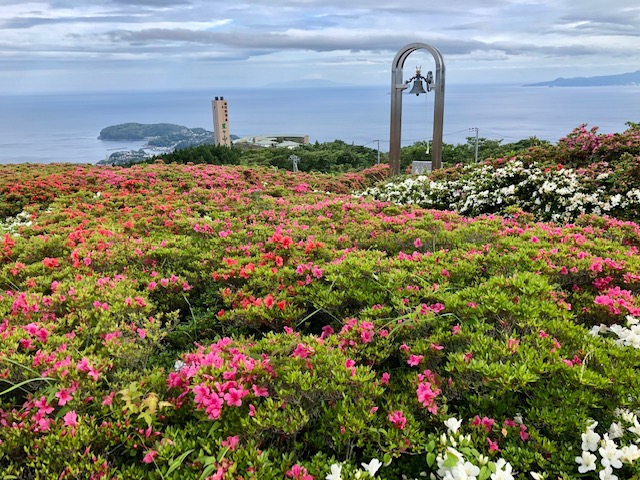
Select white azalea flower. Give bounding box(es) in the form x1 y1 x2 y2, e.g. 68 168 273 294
491 458 514 480
361 458 382 477
326 463 342 480
608 422 624 439
627 416 640 438
173 360 185 371
619 444 640 463
444 417 463 434
575 451 597 473
599 435 623 470
599 466 618 480
582 429 601 452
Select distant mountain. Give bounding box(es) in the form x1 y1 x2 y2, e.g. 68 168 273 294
525 70 640 87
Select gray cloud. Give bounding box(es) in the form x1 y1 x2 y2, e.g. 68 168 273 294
1 0 639 93
103 27 606 59
109 0 191 4
1 15 142 29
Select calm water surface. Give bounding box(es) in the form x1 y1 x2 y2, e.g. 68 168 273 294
0 84 638 164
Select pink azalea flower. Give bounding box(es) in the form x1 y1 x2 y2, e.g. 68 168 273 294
102 392 115 406
142 450 158 464
407 354 424 366
34 396 54 415
252 384 269 397
320 325 334 339
223 387 248 407
221 435 239 451
63 410 78 428
291 343 314 359
286 464 313 480
360 329 374 343
416 381 440 414
388 410 407 430
55 388 73 406
487 437 500 452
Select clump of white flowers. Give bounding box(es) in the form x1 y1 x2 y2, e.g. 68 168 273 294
421 418 516 480
589 315 640 349
0 210 33 234
355 160 640 223
576 411 640 479
326 457 387 479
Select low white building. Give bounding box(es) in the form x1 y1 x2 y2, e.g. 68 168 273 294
234 134 309 149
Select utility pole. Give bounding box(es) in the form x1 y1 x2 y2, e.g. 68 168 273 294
375 139 380 164
469 127 479 163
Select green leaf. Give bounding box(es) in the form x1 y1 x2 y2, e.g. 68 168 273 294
442 452 459 468
198 463 217 480
166 449 194 477
479 466 491 480
426 452 436 468
0 377 56 397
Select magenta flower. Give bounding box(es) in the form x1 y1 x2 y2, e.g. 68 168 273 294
251 384 269 397
223 387 248 407
221 435 239 451
388 410 407 430
407 354 424 366
55 388 73 406
286 464 313 480
34 396 54 416
416 381 441 414
142 450 158 464
63 410 78 428
487 437 500 452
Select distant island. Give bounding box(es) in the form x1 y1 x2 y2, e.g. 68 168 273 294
97 123 238 166
525 70 640 87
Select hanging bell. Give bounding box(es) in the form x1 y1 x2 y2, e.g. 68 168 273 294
408 78 427 96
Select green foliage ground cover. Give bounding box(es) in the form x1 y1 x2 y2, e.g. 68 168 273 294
145 135 539 174
0 124 640 479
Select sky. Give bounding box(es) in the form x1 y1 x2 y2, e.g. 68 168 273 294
1 0 639 93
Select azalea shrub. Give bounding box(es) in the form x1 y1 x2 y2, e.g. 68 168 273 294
359 123 640 223
0 132 640 480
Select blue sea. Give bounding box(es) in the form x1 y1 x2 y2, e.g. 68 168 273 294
0 84 639 164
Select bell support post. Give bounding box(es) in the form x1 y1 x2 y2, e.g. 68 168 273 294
389 43 445 176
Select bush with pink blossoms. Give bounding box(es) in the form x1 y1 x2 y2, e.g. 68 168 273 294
1 159 640 479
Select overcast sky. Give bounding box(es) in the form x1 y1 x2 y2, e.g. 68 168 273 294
1 0 639 93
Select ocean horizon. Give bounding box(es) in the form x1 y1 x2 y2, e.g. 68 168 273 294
1 84 639 165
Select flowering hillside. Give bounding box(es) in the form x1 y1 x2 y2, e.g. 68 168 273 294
1 142 640 479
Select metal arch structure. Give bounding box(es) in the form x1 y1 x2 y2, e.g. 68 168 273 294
389 43 446 175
